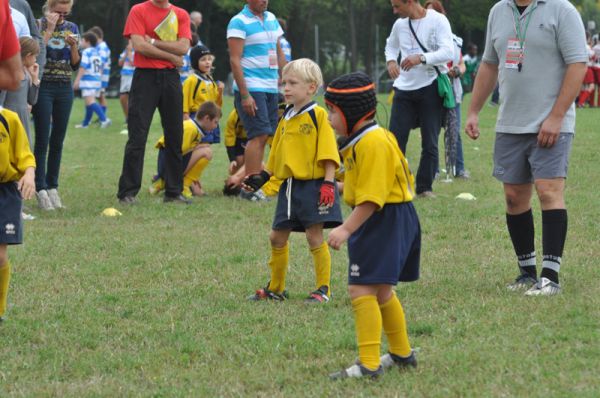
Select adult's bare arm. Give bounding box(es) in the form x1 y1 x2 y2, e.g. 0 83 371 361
130 34 183 66
148 36 190 56
0 52 24 91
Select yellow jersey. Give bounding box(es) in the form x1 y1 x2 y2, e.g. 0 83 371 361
340 123 414 208
182 73 222 114
0 107 36 183
266 102 339 180
155 119 204 154
224 109 247 147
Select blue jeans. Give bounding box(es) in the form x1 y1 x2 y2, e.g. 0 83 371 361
32 81 74 191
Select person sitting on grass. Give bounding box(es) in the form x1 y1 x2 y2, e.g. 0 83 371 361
325 72 421 380
73 31 110 129
150 101 221 199
243 58 342 303
0 106 36 322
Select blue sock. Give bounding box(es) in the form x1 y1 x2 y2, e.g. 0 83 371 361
82 105 94 126
90 103 107 122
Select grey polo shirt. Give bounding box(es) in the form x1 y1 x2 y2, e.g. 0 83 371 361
482 0 587 134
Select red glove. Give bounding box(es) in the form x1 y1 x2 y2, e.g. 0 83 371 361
319 180 336 207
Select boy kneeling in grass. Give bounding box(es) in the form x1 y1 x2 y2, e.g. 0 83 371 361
325 73 420 380
150 101 221 199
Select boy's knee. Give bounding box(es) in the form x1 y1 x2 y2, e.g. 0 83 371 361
269 230 287 248
204 147 214 161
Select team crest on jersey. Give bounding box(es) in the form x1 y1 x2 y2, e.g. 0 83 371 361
299 123 313 135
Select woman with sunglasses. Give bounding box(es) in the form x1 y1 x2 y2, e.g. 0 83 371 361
32 0 80 210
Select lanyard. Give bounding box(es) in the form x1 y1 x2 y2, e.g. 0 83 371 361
511 2 537 72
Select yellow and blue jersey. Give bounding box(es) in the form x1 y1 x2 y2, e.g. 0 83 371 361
340 122 414 208
266 102 339 181
182 73 222 114
0 107 36 183
224 109 247 147
155 119 205 155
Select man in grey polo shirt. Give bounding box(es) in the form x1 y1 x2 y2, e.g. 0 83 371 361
465 0 587 296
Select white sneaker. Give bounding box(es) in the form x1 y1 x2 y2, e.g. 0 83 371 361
36 190 54 210
74 124 89 129
21 212 36 221
524 277 561 296
47 188 64 209
100 118 112 128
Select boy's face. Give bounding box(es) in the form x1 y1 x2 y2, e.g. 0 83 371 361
199 115 220 131
327 105 347 137
81 39 90 49
197 55 214 74
282 72 316 107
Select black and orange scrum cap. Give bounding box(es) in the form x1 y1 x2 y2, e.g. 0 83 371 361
324 72 376 135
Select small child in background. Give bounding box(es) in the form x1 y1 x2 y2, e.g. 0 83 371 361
182 45 223 143
324 73 420 380
73 32 111 129
89 26 111 119
118 39 135 135
0 106 36 322
150 101 222 199
243 58 342 303
179 32 199 84
223 108 247 178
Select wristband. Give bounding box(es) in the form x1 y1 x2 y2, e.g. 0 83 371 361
150 38 156 45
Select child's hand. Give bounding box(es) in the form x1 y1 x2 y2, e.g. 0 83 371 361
28 63 40 84
327 225 350 250
18 168 36 200
228 160 237 175
217 81 225 92
319 180 335 207
241 170 270 192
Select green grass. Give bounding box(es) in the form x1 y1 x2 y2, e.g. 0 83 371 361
2 95 599 397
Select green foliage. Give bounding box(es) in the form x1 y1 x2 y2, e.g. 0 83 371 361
1 95 599 396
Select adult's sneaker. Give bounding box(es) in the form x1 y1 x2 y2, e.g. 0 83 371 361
507 273 537 291
380 350 418 371
74 124 89 129
329 361 383 380
247 286 288 301
304 285 330 304
47 188 64 209
36 189 54 211
524 277 561 296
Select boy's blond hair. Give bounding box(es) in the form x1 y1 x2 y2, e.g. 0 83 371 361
282 58 323 89
195 101 222 121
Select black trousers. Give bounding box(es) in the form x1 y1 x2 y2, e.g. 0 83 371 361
388 81 443 194
117 68 183 199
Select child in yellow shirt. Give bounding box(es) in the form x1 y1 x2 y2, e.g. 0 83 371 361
150 102 221 198
182 45 223 144
243 58 342 303
0 107 36 322
324 73 420 379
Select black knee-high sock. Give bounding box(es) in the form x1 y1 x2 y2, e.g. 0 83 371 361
506 209 536 278
541 209 567 284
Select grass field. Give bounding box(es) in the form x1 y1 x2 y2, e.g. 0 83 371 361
1 94 599 397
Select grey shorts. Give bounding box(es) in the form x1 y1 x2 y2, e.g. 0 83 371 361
493 133 573 184
120 75 133 94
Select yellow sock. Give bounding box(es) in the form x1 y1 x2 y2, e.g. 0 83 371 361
352 295 382 370
262 177 283 197
380 294 412 357
267 242 289 294
183 158 210 190
310 241 331 296
0 261 11 317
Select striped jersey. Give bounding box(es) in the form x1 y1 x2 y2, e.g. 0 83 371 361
97 41 111 88
79 46 103 90
280 36 292 62
179 48 191 84
227 5 283 93
119 49 135 76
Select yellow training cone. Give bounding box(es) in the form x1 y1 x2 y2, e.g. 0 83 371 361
101 208 123 217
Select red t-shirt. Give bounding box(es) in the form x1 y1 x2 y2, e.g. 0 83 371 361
123 1 191 69
1 0 20 62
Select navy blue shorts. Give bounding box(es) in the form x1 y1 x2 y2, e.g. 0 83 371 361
273 178 343 232
234 91 279 140
157 149 192 179
348 202 421 285
0 182 23 245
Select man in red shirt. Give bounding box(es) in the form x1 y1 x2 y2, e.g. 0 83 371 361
0 0 23 90
117 0 192 204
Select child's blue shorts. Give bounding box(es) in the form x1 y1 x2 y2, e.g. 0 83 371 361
0 182 23 245
273 178 343 232
347 202 420 285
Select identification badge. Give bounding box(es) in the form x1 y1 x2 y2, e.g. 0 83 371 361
505 38 524 70
268 49 278 69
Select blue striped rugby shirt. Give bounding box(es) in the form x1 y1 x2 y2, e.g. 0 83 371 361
227 5 283 94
